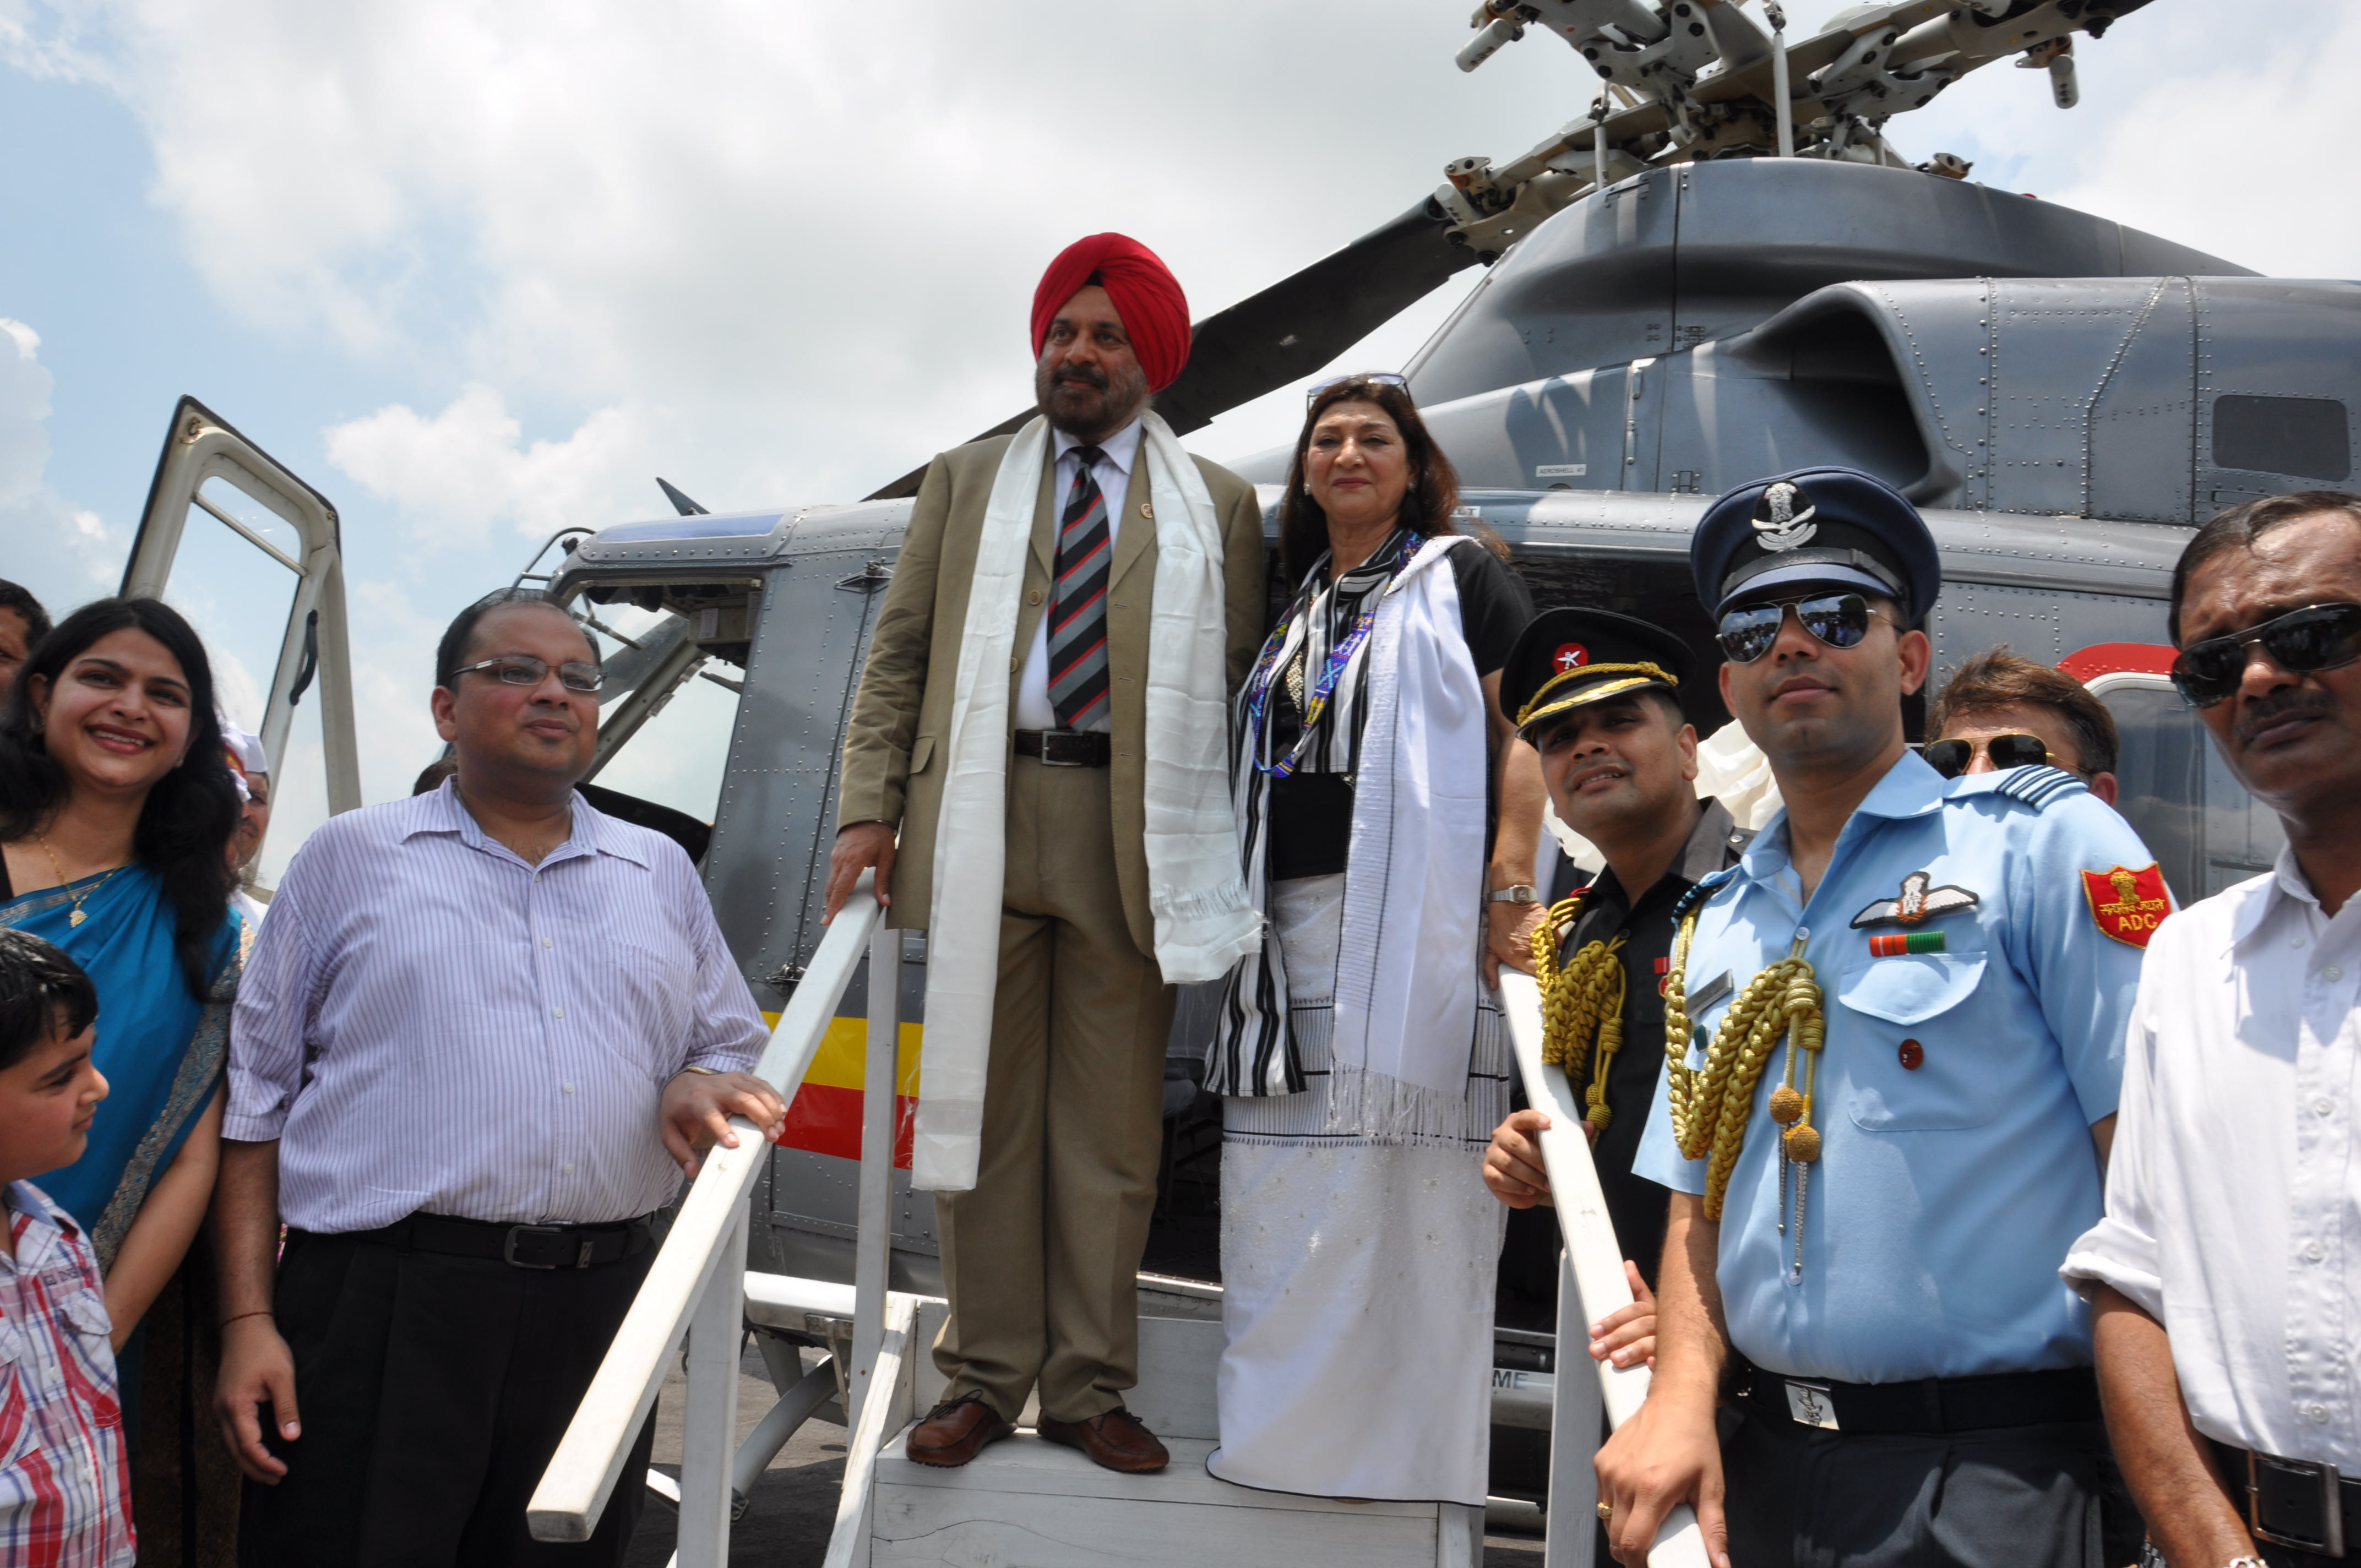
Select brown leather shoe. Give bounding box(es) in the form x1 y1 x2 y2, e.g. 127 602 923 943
1036 1407 1169 1473
906 1392 1013 1467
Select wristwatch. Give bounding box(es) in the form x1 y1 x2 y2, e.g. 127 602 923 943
1487 884 1539 906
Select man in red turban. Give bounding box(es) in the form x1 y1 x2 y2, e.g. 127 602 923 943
826 238 1266 1474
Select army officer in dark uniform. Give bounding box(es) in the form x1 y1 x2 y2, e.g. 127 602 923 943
1482 608 1752 1371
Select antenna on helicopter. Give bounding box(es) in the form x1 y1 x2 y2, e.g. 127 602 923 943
656 478 710 516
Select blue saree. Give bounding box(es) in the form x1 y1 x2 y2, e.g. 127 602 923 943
0 864 240 1267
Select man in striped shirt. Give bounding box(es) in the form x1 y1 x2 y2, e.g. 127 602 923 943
211 592 783 1565
0 930 133 1568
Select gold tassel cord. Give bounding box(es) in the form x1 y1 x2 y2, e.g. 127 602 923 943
1531 896 1628 1132
1663 917 1825 1222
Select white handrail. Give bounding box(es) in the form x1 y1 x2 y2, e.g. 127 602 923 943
1496 971 1710 1568
526 875 886 1543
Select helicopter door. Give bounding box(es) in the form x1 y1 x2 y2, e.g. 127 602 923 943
117 396 361 877
2086 669 2284 905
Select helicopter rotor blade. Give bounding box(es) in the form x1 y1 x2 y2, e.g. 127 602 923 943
863 195 1473 501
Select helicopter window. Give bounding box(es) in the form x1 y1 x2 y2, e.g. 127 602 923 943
2090 673 2285 904
2212 395 2351 483
567 582 757 829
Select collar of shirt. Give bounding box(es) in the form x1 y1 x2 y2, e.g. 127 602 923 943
2222 840 2351 955
1573 798 1738 942
1736 748 1945 888
1 1180 77 1275
401 777 651 874
1052 417 1143 489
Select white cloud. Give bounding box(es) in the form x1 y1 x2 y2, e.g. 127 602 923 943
0 317 122 609
324 383 660 545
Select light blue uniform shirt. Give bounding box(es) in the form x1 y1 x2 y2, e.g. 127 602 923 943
1633 751 2157 1383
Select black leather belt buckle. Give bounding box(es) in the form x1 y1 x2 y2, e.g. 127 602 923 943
503 1223 584 1270
2251 1450 2346 1558
1036 729 1099 766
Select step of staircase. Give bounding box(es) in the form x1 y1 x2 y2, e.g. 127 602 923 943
870 1431 1476 1568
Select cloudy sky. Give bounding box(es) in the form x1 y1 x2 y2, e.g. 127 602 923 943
4 0 2355 874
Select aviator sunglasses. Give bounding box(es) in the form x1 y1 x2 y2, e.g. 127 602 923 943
2169 602 2361 709
1307 371 1408 407
1923 733 2053 778
448 654 605 694
1716 593 1896 664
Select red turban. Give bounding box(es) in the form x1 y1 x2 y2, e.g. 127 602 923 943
1030 233 1192 393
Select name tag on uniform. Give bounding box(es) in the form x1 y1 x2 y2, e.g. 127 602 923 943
1688 970 1734 1012
1785 1380 1840 1430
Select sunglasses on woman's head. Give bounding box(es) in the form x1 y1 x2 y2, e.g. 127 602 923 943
1307 372 1408 407
2169 602 2361 709
1922 733 2054 778
1716 593 1894 665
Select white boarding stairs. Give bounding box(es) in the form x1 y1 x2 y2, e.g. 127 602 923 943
525 876 1709 1567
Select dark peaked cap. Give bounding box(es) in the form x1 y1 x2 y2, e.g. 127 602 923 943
1690 466 1942 624
1504 608 1693 742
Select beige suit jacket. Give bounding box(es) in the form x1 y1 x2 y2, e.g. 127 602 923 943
836 431 1269 957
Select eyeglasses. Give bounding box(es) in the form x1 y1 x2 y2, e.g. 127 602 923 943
2169 602 2361 709
1716 594 1896 665
1923 733 2054 778
1307 372 1407 407
447 655 604 694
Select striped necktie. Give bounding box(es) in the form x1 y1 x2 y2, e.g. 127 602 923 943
1048 444 1112 730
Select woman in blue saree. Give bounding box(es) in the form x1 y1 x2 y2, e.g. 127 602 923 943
0 598 241 1366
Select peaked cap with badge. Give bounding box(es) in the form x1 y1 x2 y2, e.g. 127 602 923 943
1690 466 1943 625
1503 608 1694 743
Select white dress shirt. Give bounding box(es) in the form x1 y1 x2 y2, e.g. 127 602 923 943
2063 843 2361 1467
224 781 768 1232
1012 418 1139 733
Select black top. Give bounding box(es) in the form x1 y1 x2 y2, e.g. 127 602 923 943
1267 536 1533 881
1543 797 1750 1288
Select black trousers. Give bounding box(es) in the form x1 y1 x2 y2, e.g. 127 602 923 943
1723 1402 2135 1568
237 1228 657 1567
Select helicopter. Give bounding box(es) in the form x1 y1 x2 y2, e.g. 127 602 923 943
113 0 2351 1529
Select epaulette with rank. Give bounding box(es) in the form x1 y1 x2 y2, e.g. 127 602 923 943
1671 863 1743 922
1986 764 2089 812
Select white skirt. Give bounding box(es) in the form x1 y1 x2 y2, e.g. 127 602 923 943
1206 874 1505 1505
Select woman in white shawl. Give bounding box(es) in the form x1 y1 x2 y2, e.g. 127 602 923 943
1205 375 1544 1504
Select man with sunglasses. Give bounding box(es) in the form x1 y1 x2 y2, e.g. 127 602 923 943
215 590 784 1564
1925 646 2121 805
1596 468 2159 1568
2064 492 2361 1568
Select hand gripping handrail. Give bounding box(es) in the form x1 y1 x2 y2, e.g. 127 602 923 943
526 874 884 1543
1495 970 1711 1568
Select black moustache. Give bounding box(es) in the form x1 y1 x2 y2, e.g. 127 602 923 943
2237 689 2336 745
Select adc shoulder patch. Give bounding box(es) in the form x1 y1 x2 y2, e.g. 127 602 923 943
2081 863 2172 948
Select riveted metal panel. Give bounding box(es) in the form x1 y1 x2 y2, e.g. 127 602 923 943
1929 580 2167 691
1984 279 2163 518
2194 279 2361 510
2086 279 2198 524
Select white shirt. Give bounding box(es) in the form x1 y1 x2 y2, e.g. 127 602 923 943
225 782 767 1232
1013 418 1139 733
2063 843 2361 1467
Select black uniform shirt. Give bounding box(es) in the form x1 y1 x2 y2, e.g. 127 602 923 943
1544 796 1750 1288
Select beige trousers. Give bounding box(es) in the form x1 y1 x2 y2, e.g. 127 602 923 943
931 755 1175 1423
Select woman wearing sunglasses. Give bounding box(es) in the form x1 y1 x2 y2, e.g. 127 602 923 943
1924 646 2120 806
1596 468 2161 1568
1204 374 1541 1510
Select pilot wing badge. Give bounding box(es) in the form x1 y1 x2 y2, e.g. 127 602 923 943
2081 862 2171 948
1852 869 1980 929
1751 480 1818 552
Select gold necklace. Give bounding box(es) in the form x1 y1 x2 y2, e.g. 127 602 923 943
35 834 123 928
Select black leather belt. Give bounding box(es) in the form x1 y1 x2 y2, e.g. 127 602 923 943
2213 1439 2361 1559
1014 728 1111 767
304 1212 656 1270
1745 1365 2101 1435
